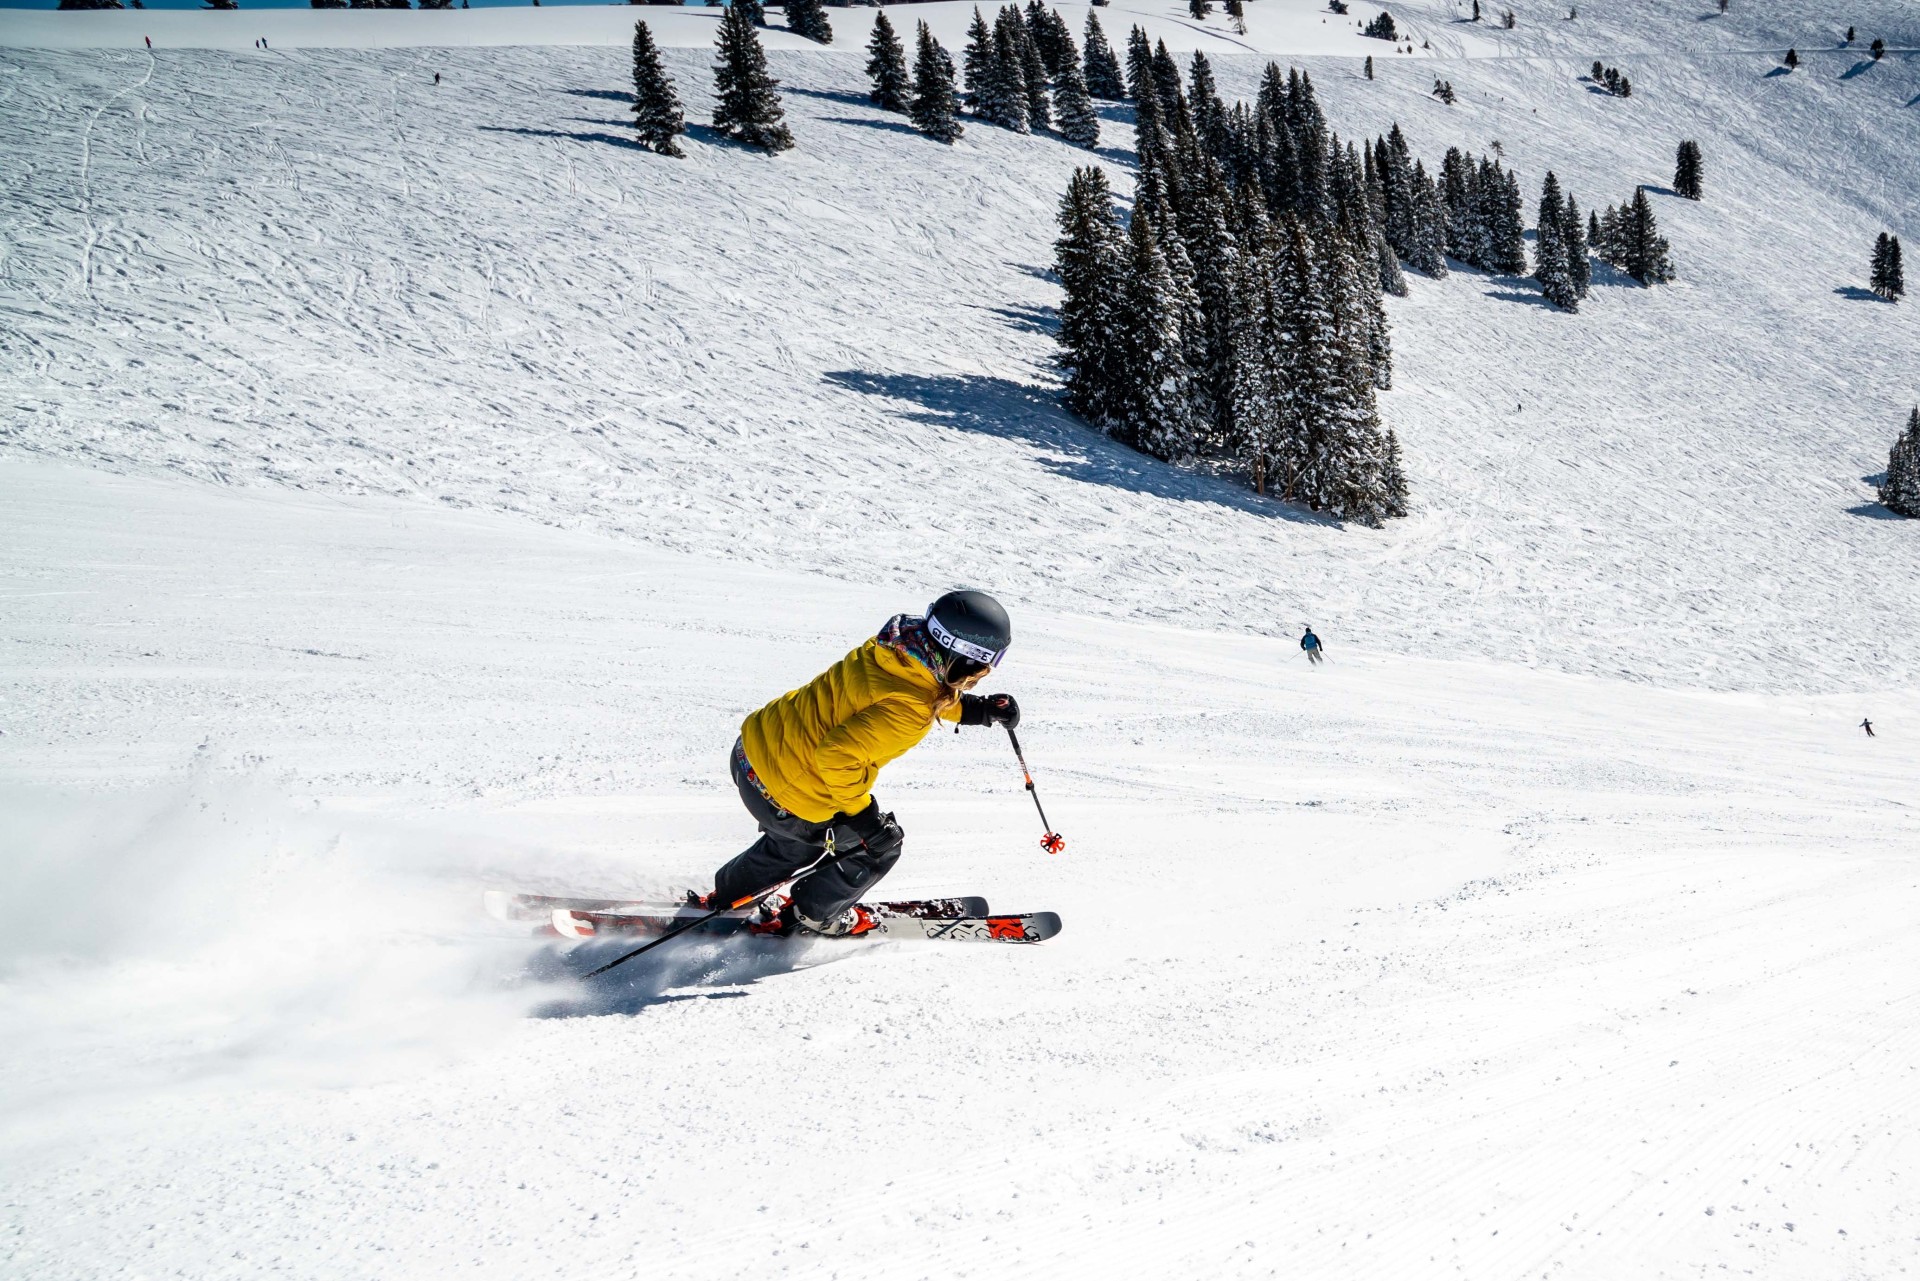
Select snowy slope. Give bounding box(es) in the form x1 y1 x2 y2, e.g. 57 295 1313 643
5 457 1919 1280
5 2 1920 1277
1 3 1916 692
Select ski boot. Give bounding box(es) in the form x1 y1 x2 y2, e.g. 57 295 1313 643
794 902 879 938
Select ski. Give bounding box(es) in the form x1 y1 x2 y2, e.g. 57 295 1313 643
866 911 1062 943
550 907 1059 944
485 889 986 924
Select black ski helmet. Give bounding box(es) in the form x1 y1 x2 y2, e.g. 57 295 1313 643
925 589 1011 678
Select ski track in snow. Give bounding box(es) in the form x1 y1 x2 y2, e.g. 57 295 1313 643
0 3 1916 695
3 2 1920 1278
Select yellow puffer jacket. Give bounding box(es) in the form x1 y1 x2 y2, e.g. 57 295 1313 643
741 618 963 824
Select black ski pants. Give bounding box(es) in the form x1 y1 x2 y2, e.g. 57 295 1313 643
712 740 901 922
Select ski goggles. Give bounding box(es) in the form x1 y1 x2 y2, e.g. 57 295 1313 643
926 614 1007 668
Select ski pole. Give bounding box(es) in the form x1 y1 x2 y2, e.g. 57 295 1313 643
579 843 857 980
1006 725 1065 854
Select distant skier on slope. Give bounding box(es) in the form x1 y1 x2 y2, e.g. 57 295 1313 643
1861 718 1875 738
1301 626 1325 665
696 590 1021 938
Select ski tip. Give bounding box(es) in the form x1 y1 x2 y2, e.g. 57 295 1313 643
1011 911 1062 942
550 908 597 940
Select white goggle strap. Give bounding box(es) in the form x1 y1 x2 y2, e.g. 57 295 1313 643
926 614 1005 668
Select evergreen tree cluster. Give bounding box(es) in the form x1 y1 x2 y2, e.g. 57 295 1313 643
1531 171 1591 311
1435 147 1528 275
1052 59 1414 524
712 1 794 153
1588 62 1633 97
784 0 832 46
1870 232 1905 302
1593 188 1674 284
1431 79 1457 105
1881 407 1920 517
1673 140 1704 200
909 21 965 143
1363 12 1398 41
960 4 1100 149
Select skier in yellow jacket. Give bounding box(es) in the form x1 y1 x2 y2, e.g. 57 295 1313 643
707 590 1021 937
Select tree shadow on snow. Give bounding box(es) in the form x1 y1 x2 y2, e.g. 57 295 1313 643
1483 287 1561 310
562 88 633 103
1838 60 1877 80
784 85 881 108
823 369 1337 525
1763 66 1793 79
1834 285 1890 303
518 934 857 1018
821 114 923 138
1846 502 1904 521
976 301 1059 335
479 124 646 152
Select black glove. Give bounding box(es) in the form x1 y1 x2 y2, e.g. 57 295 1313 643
958 692 1021 729
838 798 906 857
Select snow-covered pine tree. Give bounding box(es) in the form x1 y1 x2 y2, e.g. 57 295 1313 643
1149 39 1188 128
1229 199 1286 495
1115 191 1202 460
1288 70 1332 222
736 0 764 27
1226 0 1246 35
1534 172 1577 310
1351 229 1394 390
1045 8 1077 76
1379 126 1417 261
1620 186 1674 283
1381 426 1409 517
1053 42 1100 149
963 8 995 112
785 0 832 46
1674 140 1704 200
630 19 686 157
1870 233 1906 302
1024 0 1064 75
1491 164 1528 275
1188 0 1211 19
866 10 911 112
1286 224 1391 524
1082 12 1126 99
1439 147 1470 246
1409 160 1448 277
712 1 794 153
1188 52 1229 158
1594 202 1623 266
1560 193 1590 299
909 21 964 142
1880 407 1920 517
1125 24 1153 101
1054 166 1126 426
984 10 1032 132
1010 6 1052 131
1184 165 1243 446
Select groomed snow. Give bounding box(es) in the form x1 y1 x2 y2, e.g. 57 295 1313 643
5 457 1919 1279
3 1 1919 1277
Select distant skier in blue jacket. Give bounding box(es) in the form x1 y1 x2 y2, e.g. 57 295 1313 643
1301 626 1324 665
